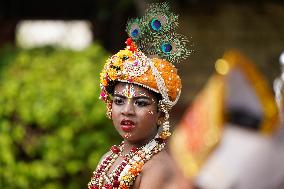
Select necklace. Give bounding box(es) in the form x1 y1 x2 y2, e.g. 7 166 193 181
88 138 166 189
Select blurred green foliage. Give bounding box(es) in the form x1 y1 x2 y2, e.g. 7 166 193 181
0 44 120 189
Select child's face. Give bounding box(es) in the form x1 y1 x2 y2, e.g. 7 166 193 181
111 82 161 144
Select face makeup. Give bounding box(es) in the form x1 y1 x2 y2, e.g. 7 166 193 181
124 133 132 139
111 83 160 143
123 84 136 99
148 110 154 115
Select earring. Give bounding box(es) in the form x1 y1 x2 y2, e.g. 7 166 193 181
157 119 162 126
106 100 112 119
158 101 171 140
160 121 171 139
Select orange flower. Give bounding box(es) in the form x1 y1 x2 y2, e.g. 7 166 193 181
108 68 118 80
101 78 108 86
129 168 138 176
119 183 129 189
100 70 108 86
129 162 144 176
111 56 123 67
135 161 144 168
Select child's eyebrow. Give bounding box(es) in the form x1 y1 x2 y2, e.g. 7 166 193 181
113 93 152 100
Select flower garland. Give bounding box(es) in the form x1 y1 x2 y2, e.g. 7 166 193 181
88 138 166 189
99 38 152 102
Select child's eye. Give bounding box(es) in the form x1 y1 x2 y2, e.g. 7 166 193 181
113 97 125 105
135 99 150 107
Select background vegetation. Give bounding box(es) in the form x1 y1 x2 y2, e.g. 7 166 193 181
0 44 120 189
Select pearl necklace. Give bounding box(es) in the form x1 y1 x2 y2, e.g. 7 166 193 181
88 138 166 189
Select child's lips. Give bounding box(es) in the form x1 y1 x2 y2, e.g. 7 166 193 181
120 119 135 132
120 125 134 132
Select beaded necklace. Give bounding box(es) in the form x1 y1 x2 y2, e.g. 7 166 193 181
88 138 165 189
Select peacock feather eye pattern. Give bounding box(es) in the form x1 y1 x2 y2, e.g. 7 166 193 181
126 18 143 41
125 2 193 64
142 2 178 34
153 33 193 63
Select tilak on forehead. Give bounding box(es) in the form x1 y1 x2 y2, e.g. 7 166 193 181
114 84 137 99
114 83 152 99
124 84 135 98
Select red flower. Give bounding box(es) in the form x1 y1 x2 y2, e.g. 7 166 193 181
129 44 137 52
103 183 113 189
90 185 99 189
111 145 120 154
125 38 133 46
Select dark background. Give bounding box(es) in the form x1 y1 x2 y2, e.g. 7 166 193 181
1 0 284 121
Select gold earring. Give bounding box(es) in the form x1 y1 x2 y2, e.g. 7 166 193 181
158 101 171 139
160 120 171 139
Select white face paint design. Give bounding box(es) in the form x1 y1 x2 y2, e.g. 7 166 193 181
114 83 156 104
148 110 154 115
124 133 132 139
122 84 136 99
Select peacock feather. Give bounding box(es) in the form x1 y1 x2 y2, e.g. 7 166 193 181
126 18 143 41
126 2 193 63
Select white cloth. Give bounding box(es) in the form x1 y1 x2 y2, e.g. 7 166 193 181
195 124 284 189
